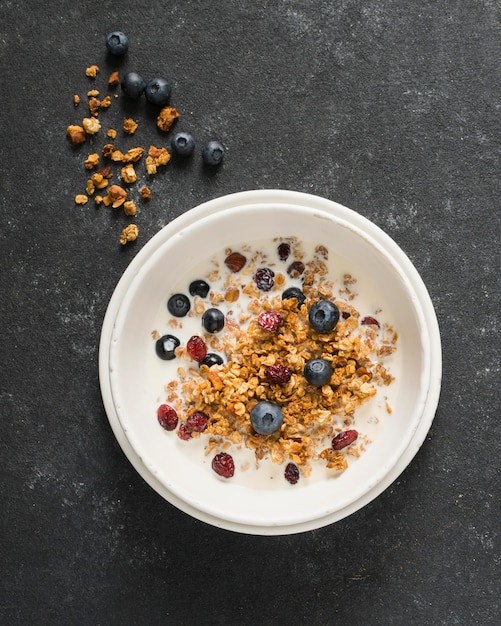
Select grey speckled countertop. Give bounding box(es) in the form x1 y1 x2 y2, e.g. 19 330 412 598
1 1 499 625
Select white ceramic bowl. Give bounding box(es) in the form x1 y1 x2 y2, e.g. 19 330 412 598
100 190 442 534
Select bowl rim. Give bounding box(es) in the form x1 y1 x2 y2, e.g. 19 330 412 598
99 189 442 534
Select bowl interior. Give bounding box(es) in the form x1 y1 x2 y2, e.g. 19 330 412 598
109 202 429 527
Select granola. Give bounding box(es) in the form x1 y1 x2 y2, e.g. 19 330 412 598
154 238 398 481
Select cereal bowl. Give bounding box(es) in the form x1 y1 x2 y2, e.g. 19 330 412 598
101 190 441 533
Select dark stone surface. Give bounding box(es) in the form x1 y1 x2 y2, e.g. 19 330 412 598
1 1 499 624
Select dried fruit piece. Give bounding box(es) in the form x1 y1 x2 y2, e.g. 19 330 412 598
278 242 291 261
186 411 209 433
332 429 359 450
287 261 305 278
177 423 192 440
211 452 235 478
258 310 283 332
224 252 246 273
253 267 275 291
264 364 292 384
361 316 380 328
157 404 178 431
284 462 300 485
186 336 207 362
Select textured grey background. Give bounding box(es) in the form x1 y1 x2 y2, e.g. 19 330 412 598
1 1 499 624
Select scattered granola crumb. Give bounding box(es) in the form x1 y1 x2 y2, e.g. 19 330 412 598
94 195 104 205
105 184 128 208
156 106 180 132
145 145 171 174
87 89 99 97
120 224 139 245
73 94 80 107
140 186 152 200
85 65 100 78
85 179 95 195
123 118 138 134
108 71 120 86
75 194 88 205
107 129 117 139
82 117 101 135
110 146 145 163
102 143 115 158
123 200 137 216
90 172 109 189
121 163 137 184
96 165 112 179
66 124 86 144
84 153 100 169
88 97 101 116
100 95 112 109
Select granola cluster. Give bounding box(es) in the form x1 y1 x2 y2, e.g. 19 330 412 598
67 64 179 245
158 240 397 479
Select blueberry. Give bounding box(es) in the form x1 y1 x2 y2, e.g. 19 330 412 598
201 353 224 368
282 287 306 308
121 71 146 100
303 359 333 387
202 308 225 333
308 300 340 333
202 140 225 166
105 31 129 56
189 279 210 298
155 334 180 360
171 132 196 157
250 401 284 435
145 77 172 106
167 293 190 317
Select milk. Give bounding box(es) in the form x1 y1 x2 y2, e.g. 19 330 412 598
147 237 402 489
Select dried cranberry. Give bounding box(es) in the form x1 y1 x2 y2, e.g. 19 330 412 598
177 423 193 440
284 462 300 485
287 261 305 278
361 316 380 328
332 429 358 450
157 404 178 431
253 267 275 291
278 242 291 261
186 335 207 361
258 310 283 332
211 452 235 478
341 311 351 320
265 363 292 384
186 411 208 432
